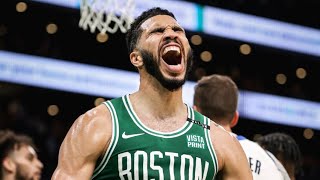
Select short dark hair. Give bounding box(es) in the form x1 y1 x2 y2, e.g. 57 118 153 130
193 74 239 122
0 129 36 176
125 7 176 54
256 132 302 176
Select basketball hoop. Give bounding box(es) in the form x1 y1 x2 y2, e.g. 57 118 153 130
78 0 135 34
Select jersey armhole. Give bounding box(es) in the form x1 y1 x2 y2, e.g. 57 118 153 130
91 101 119 179
204 117 219 176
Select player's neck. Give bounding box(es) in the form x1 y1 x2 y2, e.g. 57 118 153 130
132 89 184 111
139 78 184 105
129 92 188 132
2 173 15 180
132 87 186 115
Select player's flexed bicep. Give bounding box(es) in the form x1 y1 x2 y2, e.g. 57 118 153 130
210 123 253 180
51 104 112 180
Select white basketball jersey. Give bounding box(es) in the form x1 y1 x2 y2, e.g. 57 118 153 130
237 136 290 180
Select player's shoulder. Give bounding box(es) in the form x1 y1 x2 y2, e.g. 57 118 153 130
208 120 250 173
75 101 112 128
209 120 240 151
85 102 109 117
210 120 234 139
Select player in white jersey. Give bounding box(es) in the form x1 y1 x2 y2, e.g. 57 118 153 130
237 135 290 180
193 74 290 180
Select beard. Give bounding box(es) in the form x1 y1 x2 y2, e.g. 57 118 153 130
140 48 193 91
15 165 32 180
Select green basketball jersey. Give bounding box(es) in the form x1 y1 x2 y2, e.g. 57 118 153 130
91 95 218 180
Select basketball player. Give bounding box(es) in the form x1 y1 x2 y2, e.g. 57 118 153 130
0 129 43 180
256 132 302 180
51 7 252 179
193 74 290 180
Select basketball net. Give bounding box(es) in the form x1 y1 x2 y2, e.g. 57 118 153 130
78 0 135 34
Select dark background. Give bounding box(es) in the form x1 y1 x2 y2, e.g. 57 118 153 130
0 0 319 179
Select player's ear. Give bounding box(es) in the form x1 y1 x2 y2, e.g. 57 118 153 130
130 50 143 68
2 157 15 173
230 111 239 128
193 105 200 112
193 105 197 111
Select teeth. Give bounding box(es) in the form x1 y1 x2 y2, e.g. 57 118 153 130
163 46 180 55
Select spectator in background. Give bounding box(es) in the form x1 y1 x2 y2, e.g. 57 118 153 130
256 132 302 180
0 129 43 180
193 74 290 180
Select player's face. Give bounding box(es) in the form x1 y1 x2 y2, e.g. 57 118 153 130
137 15 193 91
10 145 43 180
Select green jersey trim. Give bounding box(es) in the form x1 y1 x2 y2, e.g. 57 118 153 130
122 94 194 138
204 117 219 176
91 101 119 179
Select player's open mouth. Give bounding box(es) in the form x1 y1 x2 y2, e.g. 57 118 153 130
161 46 182 65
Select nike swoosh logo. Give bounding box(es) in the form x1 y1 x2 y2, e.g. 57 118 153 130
122 132 145 139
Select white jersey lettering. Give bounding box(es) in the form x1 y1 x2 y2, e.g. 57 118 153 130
134 151 148 180
181 154 194 180
118 152 133 180
165 152 178 180
150 151 164 180
118 151 209 180
195 157 209 180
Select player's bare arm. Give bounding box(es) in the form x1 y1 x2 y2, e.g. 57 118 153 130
210 123 253 180
51 104 112 180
